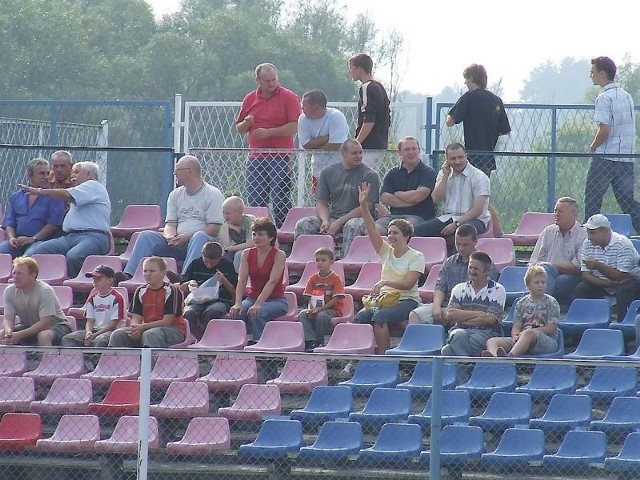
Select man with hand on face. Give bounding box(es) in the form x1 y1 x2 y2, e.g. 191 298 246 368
414 143 490 238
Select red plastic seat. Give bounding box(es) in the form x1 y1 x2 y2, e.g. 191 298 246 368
0 350 27 377
118 231 140 267
344 262 382 301
336 236 380 273
408 237 447 273
87 379 140 416
285 261 345 300
0 376 35 412
150 381 209 418
30 378 93 415
243 321 304 352
0 284 9 314
329 293 355 327
267 358 328 394
243 206 272 220
274 292 299 322
94 415 158 454
418 264 442 302
197 355 258 392
63 255 123 293
36 414 99 453
119 256 179 293
168 319 196 348
30 254 68 285
110 204 163 239
504 212 555 246
149 353 199 388
166 417 231 455
81 352 141 386
286 235 335 273
277 207 316 244
314 323 375 355
217 384 281 421
476 238 516 271
0 413 42 450
0 254 12 283
188 319 247 350
51 285 73 314
23 351 85 385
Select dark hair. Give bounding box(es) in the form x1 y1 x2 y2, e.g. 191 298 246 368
202 241 223 259
388 218 414 240
397 136 420 151
251 217 277 246
349 53 373 74
591 56 616 81
302 90 328 108
455 223 478 241
314 247 334 261
463 64 488 89
445 142 466 155
469 251 492 272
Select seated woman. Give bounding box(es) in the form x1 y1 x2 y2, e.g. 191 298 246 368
483 265 560 357
229 217 288 340
108 256 186 348
355 182 425 353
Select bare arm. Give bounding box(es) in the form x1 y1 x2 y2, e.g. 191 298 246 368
446 307 498 327
431 170 450 205
394 187 432 204
316 200 331 224
17 185 72 203
257 121 298 138
445 115 456 127
583 259 632 282
303 136 330 149
356 123 374 144
236 116 253 135
457 195 488 224
233 250 250 306
590 124 611 152
581 270 619 288
359 182 384 253
10 316 55 342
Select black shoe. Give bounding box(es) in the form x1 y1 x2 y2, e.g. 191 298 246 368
304 340 320 352
165 271 181 284
113 271 132 286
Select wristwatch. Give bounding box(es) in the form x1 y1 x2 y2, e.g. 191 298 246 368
454 220 461 228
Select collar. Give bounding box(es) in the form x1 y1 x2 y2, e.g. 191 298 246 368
601 82 620 93
256 84 281 99
400 161 425 174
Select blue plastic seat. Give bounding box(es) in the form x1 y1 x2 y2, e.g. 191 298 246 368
358 423 423 463
420 425 484 465
455 362 517 400
563 328 625 360
604 432 640 473
407 389 471 428
468 392 531 431
529 394 592 433
289 386 352 424
542 430 606 469
498 266 528 305
590 396 640 436
238 419 303 458
481 427 545 467
632 238 640 255
338 360 400 396
516 363 577 401
609 299 640 338
396 361 458 398
575 366 637 402
297 421 362 459
559 299 611 336
605 213 632 237
603 345 640 362
500 297 522 335
348 388 411 427
385 324 445 356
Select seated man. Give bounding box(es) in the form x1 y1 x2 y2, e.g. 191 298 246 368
294 139 380 256
20 161 111 278
529 197 586 305
219 196 255 273
1 257 71 346
1 158 65 258
414 142 490 238
48 150 73 189
119 155 225 281
375 136 437 234
441 251 506 356
577 214 640 319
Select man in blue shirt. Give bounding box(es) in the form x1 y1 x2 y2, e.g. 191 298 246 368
0 158 65 258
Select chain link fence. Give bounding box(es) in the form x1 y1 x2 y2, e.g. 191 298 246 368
1 347 638 480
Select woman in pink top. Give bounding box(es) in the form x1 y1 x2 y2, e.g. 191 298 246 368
230 217 287 339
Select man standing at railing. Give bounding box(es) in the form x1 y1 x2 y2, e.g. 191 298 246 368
236 63 301 227
585 56 640 234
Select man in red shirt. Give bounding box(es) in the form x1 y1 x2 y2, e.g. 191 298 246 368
236 63 301 227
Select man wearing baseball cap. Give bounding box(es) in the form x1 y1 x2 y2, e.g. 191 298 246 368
61 265 126 347
577 214 640 319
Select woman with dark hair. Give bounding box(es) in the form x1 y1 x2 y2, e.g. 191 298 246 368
229 217 287 340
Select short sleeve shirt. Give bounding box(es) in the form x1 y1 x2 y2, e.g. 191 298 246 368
435 253 498 303
514 293 560 339
85 289 126 329
378 241 424 302
580 231 640 289
303 271 345 316
228 214 255 246
381 161 437 219
298 108 350 176
529 222 586 269
181 257 238 306
357 80 391 149
436 163 490 226
448 279 506 327
131 283 186 334
4 280 67 327
594 83 636 161
316 163 380 218
166 183 225 235
63 180 111 232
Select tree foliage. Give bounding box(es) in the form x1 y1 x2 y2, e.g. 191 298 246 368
520 57 592 104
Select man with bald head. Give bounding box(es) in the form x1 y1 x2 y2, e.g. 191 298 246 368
119 155 225 280
236 63 301 226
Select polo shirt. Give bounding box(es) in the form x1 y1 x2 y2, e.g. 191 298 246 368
381 160 437 219
448 279 506 327
63 180 111 232
593 82 635 162
581 231 640 287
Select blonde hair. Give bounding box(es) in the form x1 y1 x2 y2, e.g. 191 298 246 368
143 256 167 272
525 265 547 285
13 256 39 276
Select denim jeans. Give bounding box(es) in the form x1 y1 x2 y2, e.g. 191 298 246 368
239 297 288 340
413 217 487 237
246 155 292 227
538 262 580 305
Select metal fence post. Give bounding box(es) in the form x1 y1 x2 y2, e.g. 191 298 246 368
429 357 443 480
137 349 152 480
547 107 558 212
425 96 433 165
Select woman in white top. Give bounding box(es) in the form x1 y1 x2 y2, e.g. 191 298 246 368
356 182 425 353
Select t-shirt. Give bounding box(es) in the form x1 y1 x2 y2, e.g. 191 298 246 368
381 161 437 219
448 279 506 328
316 163 380 218
3 280 68 327
85 288 126 329
3 190 65 237
181 257 238 306
228 214 255 246
377 241 424 303
514 293 560 340
63 180 111 232
357 80 391 149
303 271 345 316
131 283 186 334
298 108 350 176
166 183 225 236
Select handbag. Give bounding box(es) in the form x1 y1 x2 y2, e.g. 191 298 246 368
362 290 401 311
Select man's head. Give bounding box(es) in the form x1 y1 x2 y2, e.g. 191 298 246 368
468 251 492 284
348 53 373 81
454 224 478 259
255 63 279 96
590 56 616 86
554 197 579 230
201 241 223 269
463 64 488 90
71 162 99 186
445 142 468 174
12 257 38 290
301 90 328 120
314 247 334 273
85 265 115 292
174 155 202 186
585 214 612 247
397 137 421 169
50 150 73 183
27 158 50 188
222 196 245 225
340 139 363 169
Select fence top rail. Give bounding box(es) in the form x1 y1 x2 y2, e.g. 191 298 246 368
0 99 172 107
183 100 423 108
